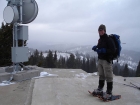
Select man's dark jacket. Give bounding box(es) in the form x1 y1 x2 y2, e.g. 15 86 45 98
97 33 116 62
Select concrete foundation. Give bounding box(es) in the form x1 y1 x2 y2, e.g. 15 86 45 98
0 68 5 73
0 72 11 82
13 70 40 82
5 66 21 73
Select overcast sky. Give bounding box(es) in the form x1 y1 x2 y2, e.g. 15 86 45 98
0 0 140 51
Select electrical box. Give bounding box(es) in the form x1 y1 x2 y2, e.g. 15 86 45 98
17 25 28 40
12 47 29 63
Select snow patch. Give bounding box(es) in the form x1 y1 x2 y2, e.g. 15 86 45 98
34 72 58 78
70 71 76 72
0 81 15 86
40 72 58 77
93 72 98 76
43 52 70 59
75 73 91 79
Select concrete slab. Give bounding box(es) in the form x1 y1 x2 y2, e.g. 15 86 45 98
0 68 5 73
31 76 140 105
13 70 41 81
0 80 31 105
0 67 139 105
5 66 21 73
0 73 11 82
39 68 90 78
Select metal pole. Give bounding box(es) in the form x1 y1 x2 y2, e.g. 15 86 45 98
14 23 18 47
13 24 15 47
22 32 24 47
20 0 23 23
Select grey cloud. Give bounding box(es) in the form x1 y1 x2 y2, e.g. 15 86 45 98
0 0 140 51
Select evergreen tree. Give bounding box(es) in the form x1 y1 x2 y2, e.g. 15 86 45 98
32 49 39 65
136 61 140 77
82 58 86 71
67 54 75 68
113 65 119 76
0 23 27 66
123 64 129 77
53 51 57 68
28 55 34 65
86 58 90 73
129 70 135 77
62 57 66 68
47 50 55 68
75 56 82 69
89 58 94 73
58 56 63 68
0 23 13 66
43 56 48 68
54 51 57 62
119 69 123 76
37 51 44 67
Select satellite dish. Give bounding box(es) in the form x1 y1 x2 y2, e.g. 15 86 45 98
22 0 38 24
3 6 19 24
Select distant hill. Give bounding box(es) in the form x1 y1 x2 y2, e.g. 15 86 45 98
29 44 140 70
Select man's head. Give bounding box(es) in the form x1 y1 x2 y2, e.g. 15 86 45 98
98 24 106 35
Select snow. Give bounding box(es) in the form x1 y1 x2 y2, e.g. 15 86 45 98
0 72 58 86
56 52 70 59
75 73 91 79
119 59 137 70
70 71 76 72
34 72 58 78
93 72 98 76
75 72 98 79
128 65 134 69
43 53 48 57
42 52 84 60
0 81 15 86
40 72 58 77
121 54 133 61
68 47 82 52
43 52 70 59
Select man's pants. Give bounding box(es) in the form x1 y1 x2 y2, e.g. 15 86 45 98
98 59 113 82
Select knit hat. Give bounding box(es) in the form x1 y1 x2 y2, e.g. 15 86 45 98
98 24 106 32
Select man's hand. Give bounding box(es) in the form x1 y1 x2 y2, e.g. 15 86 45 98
92 46 97 51
96 48 106 53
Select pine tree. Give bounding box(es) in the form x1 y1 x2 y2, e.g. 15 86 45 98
62 57 66 68
113 65 119 76
86 58 90 73
47 50 55 68
93 57 97 72
53 51 57 68
43 56 48 68
28 55 34 65
32 49 39 65
0 23 27 66
37 51 44 67
58 56 63 68
67 54 75 68
82 58 86 71
75 55 82 69
136 61 140 77
123 64 129 77
0 23 13 66
54 51 57 62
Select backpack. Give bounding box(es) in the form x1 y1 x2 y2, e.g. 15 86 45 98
108 34 122 61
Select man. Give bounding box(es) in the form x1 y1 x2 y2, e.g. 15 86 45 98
92 24 116 99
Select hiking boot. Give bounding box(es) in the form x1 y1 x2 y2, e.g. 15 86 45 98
102 92 112 101
92 88 103 96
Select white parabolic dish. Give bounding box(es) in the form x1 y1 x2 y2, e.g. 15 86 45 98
3 6 19 24
3 0 38 24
